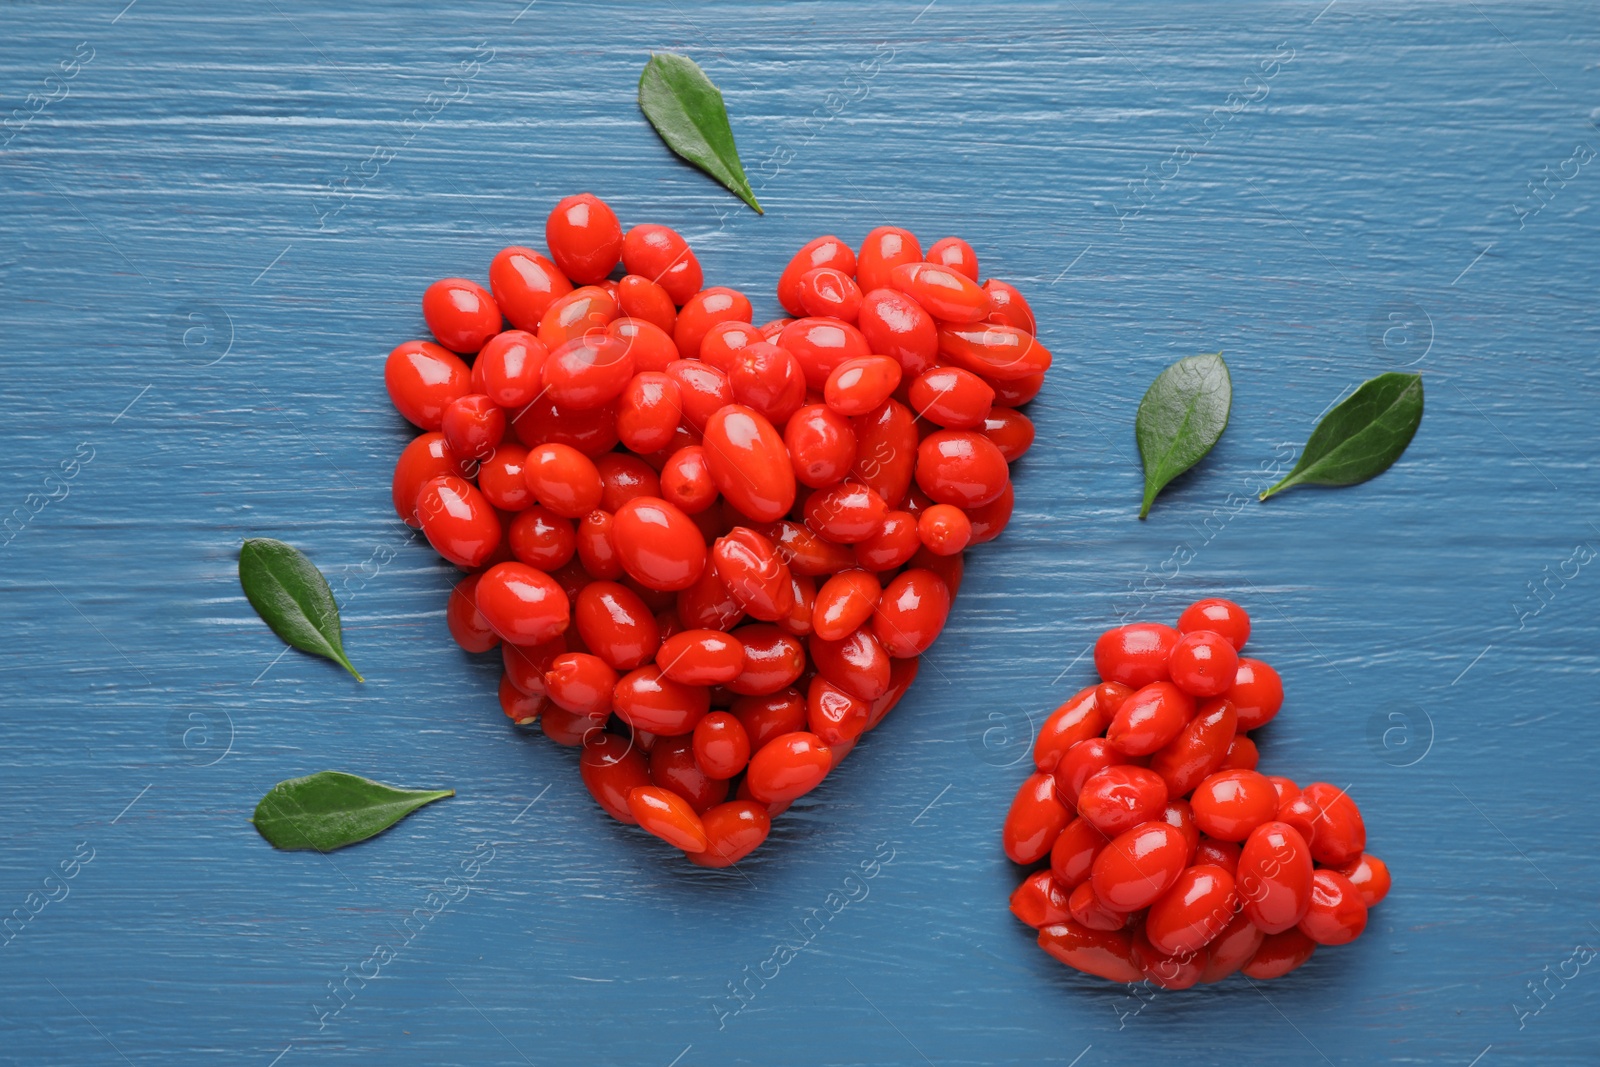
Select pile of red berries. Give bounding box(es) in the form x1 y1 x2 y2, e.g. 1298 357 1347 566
1003 599 1390 986
386 192 1052 866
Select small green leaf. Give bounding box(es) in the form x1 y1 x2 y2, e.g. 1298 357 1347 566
1260 372 1424 501
1135 353 1233 519
239 537 362 681
252 771 453 852
638 52 763 214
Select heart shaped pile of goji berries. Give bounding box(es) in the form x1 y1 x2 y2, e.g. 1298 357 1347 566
385 193 1052 866
1004 599 1390 986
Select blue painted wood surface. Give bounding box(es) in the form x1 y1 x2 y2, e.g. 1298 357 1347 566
3 1 1598 1063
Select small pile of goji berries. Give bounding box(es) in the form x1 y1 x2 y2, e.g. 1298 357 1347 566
385 192 1052 867
1003 599 1390 986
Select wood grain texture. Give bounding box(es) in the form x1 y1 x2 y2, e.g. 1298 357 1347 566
2 1 1597 1064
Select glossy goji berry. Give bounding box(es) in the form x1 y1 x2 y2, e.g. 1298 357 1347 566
499 674 547 725
423 277 502 353
1192 769 1280 842
745 731 832 804
690 710 751 779
578 732 650 823
811 569 880 642
1213 727 1255 769
915 429 1009 508
613 665 710 736
546 193 623 285
778 317 872 391
888 262 991 324
537 285 618 352
545 652 619 717
621 223 703 305
853 510 921 571
916 504 972 555
726 625 806 696
386 341 471 431
809 627 891 701
1011 869 1072 930
697 320 764 374
522 442 603 519
1049 816 1111 889
701 405 796 523
512 393 620 457
1077 766 1170 837
490 247 573 332
908 366 994 429
825 355 902 418
440 394 505 461
1298 782 1367 867
871 568 950 658
1336 853 1391 908
1148 696 1237 796
1037 921 1141 983
926 236 978 280
1032 686 1109 772
614 275 678 336
627 785 708 852
1226 657 1284 730
688 800 771 867
1145 864 1238 958
1094 623 1180 688
476 443 532 511
856 227 923 294
936 323 1053 382
857 287 939 376
1167 630 1240 699
610 496 707 592
851 399 918 507
656 629 745 687
1091 820 1190 912
1298 869 1367 946
1106 681 1195 756
796 266 863 321
1237 821 1314 934
806 675 870 746
1003 771 1071 865
728 341 807 426
417 474 501 568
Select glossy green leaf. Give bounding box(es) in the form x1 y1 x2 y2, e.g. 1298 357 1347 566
1135 352 1232 519
252 771 453 852
1260 372 1424 500
239 537 362 681
638 52 763 213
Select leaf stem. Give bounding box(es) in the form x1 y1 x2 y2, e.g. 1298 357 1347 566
1258 475 1294 502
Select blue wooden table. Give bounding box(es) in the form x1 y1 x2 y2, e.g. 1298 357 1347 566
3 1 1598 1063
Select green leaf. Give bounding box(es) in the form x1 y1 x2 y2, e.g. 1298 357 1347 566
252 771 453 852
1135 353 1233 519
239 537 363 681
638 52 763 214
1260 372 1424 501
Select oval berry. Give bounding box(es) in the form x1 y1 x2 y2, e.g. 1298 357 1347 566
1237 821 1315 934
1002 772 1071 865
546 193 623 285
